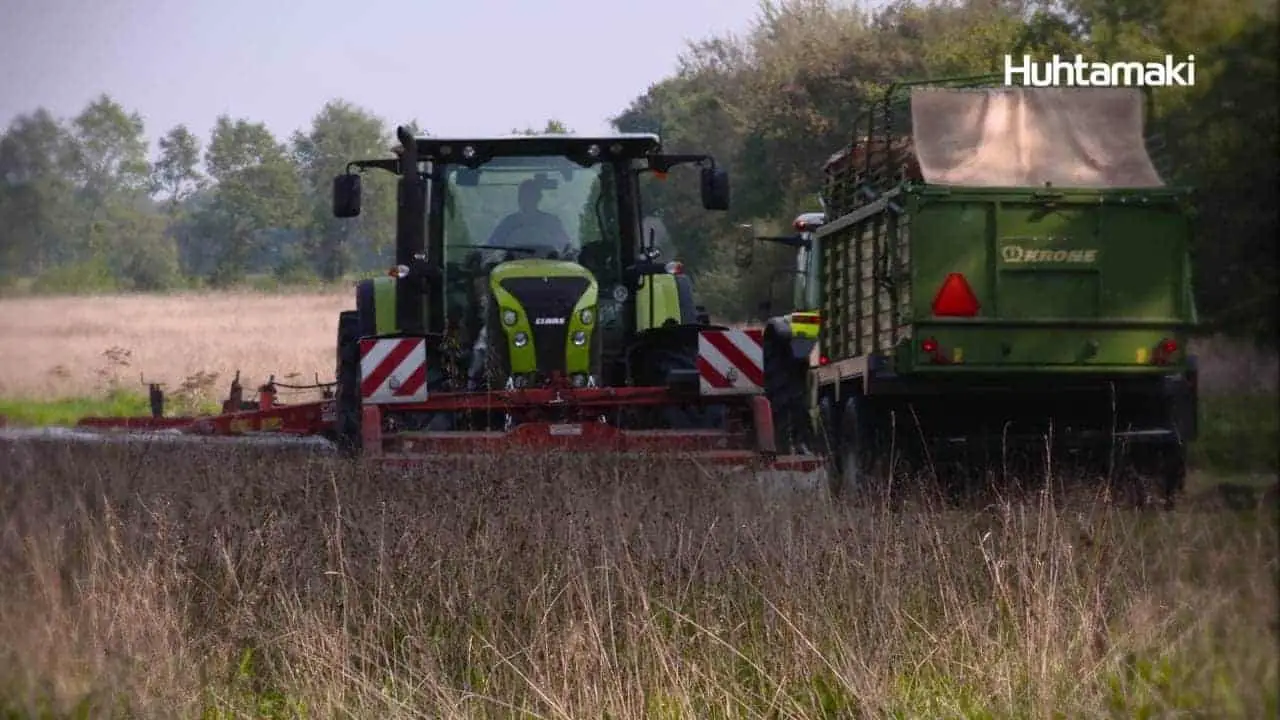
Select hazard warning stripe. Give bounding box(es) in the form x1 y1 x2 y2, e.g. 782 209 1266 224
359 338 428 403
697 329 765 395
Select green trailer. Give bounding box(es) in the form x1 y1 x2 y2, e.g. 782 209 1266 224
809 76 1198 503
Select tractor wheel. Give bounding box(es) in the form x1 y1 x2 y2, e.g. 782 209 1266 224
762 325 808 453
832 393 878 501
1136 442 1187 510
333 310 362 457
814 395 839 491
654 348 724 430
1159 443 1188 509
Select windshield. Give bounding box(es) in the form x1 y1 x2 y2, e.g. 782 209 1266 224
439 155 622 339
442 156 618 267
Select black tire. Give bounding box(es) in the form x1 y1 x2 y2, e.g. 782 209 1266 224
1120 395 1191 510
334 310 362 457
832 393 878 500
1155 442 1188 510
814 395 839 493
762 324 809 454
653 346 724 430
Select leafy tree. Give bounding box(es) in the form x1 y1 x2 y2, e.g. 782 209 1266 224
0 109 77 277
152 125 204 213
197 116 305 285
292 100 395 280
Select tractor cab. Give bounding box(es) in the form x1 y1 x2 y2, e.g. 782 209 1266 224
331 127 731 402
736 211 826 347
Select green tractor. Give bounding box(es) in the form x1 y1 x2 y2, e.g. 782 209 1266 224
323 127 816 477
733 211 830 454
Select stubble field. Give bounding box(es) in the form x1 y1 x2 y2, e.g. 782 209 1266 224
0 291 1276 718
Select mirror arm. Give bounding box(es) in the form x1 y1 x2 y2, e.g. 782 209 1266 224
755 235 810 249
648 153 714 173
348 158 400 175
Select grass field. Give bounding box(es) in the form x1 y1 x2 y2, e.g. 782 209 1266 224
0 291 348 401
0 291 1276 717
0 445 1276 718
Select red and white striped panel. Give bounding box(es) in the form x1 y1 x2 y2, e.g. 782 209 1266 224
359 338 428 404
697 328 765 396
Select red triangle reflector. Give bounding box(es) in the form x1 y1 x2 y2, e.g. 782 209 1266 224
932 273 980 317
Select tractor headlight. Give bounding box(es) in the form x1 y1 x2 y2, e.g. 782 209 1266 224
514 331 529 347
579 308 593 325
502 309 517 326
572 330 587 346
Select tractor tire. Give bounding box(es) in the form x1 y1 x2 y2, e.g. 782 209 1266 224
1136 442 1187 510
762 324 809 454
1159 443 1188 509
333 310 362 458
653 348 724 430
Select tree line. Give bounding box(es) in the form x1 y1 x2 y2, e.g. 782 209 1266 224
1 0 1275 344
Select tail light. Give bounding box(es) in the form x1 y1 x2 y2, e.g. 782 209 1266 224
792 312 821 327
921 336 951 364
819 355 830 366
1153 337 1180 365
664 261 684 275
932 273 980 317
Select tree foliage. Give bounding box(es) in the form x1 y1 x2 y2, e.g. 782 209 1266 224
0 0 1274 343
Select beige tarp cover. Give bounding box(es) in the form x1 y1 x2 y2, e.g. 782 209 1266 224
909 87 1165 188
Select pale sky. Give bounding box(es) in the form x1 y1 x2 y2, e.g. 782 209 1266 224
0 0 766 155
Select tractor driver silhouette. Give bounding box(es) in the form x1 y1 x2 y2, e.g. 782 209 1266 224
485 175 573 256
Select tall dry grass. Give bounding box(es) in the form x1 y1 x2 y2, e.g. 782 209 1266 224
0 443 1274 718
0 291 348 399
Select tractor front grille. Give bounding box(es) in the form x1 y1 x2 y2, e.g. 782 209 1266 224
499 276 591 374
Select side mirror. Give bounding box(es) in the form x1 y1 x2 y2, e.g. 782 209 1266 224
700 167 730 211
332 173 362 218
734 224 755 270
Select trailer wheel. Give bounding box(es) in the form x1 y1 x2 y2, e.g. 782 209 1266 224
334 310 362 457
1156 443 1188 509
832 393 877 500
814 395 837 489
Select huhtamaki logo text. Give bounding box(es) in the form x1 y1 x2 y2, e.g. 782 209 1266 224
1004 54 1196 87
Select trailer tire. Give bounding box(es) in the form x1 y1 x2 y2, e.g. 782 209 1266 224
832 393 877 500
334 310 362 457
814 395 837 491
1157 443 1188 509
